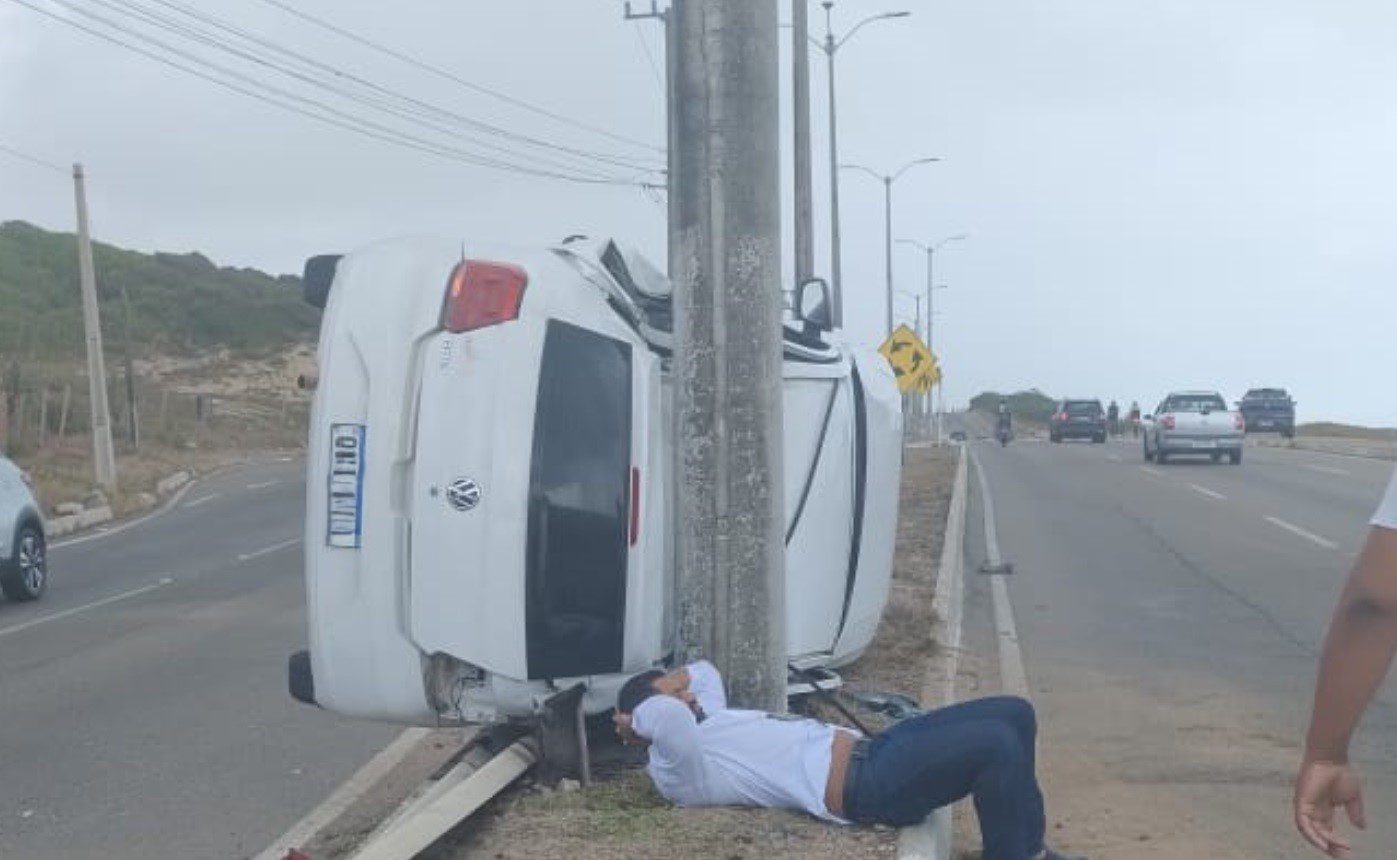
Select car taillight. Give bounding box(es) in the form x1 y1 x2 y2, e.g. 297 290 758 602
1234 414 1245 431
441 260 527 333
1058 412 1069 422
1161 415 1176 430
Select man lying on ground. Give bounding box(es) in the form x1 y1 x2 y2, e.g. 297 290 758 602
613 660 1081 860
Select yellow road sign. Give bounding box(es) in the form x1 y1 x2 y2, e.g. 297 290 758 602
878 324 935 393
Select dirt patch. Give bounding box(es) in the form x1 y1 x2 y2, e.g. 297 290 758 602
441 445 960 860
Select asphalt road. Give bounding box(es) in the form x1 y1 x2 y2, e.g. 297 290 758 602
957 418 1397 857
0 459 397 860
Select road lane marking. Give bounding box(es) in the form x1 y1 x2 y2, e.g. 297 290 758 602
1107 454 1123 463
247 479 280 490
970 452 1029 696
0 578 175 640
183 493 221 509
1265 516 1339 550
1304 464 1350 477
237 537 302 563
1140 466 1165 477
1188 483 1227 501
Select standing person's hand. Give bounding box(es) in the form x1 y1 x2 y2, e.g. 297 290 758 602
1294 758 1366 857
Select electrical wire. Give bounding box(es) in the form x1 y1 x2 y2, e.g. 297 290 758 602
7 0 655 187
0 142 67 174
108 0 664 175
254 0 665 156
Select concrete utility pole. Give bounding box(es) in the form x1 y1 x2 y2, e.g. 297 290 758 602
792 0 814 286
671 0 786 712
72 163 117 491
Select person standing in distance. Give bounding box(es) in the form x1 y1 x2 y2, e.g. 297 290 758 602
1295 467 1397 856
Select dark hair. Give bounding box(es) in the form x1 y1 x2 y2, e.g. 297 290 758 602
616 669 666 715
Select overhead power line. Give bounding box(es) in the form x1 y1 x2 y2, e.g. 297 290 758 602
255 0 665 156
7 0 657 187
0 141 68 174
108 0 664 175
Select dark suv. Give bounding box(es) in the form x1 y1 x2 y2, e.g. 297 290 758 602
1237 388 1295 438
1050 399 1108 443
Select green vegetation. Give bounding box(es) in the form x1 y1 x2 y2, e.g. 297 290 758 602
0 220 318 361
971 389 1057 423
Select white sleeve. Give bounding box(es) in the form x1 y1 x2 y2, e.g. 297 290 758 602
686 660 727 713
632 695 704 777
1373 470 1397 530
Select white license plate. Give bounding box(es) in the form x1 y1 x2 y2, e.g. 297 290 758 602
327 424 366 548
1186 439 1217 449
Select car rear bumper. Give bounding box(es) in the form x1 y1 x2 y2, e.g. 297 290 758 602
1053 424 1105 438
1158 433 1243 453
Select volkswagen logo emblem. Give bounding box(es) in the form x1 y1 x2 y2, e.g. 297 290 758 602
446 478 482 512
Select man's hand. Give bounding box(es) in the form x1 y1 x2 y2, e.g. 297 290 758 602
613 712 645 747
1294 758 1366 857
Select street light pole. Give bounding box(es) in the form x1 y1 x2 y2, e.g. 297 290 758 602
819 3 910 329
843 158 940 339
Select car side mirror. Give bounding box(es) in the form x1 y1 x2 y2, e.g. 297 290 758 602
795 277 833 333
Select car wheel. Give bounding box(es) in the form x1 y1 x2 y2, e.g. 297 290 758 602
1 524 47 602
1094 433 1107 444
1156 449 1169 465
1230 450 1243 465
1211 452 1223 463
1143 439 1154 462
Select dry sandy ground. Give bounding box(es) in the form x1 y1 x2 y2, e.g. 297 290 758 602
434 446 961 860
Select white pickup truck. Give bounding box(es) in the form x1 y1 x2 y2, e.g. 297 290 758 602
1143 390 1245 465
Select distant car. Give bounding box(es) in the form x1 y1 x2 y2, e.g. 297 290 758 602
0 456 47 602
291 236 903 726
1143 391 1244 465
1238 388 1295 438
1049 399 1107 443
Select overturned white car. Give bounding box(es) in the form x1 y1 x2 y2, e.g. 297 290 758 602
290 236 902 726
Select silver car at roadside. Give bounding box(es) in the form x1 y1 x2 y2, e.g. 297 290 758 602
1143 390 1245 465
0 455 48 601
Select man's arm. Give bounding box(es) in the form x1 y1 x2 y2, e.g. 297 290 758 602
632 695 704 773
686 660 728 713
1295 524 1397 855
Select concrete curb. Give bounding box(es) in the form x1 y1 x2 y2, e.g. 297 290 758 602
897 443 969 860
156 470 192 496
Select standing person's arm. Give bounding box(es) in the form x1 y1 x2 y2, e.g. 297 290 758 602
1295 474 1397 857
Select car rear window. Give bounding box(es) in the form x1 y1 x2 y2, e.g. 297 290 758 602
1166 395 1227 413
525 320 632 680
1065 401 1102 416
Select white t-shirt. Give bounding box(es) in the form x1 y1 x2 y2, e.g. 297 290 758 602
631 661 855 823
1374 469 1397 530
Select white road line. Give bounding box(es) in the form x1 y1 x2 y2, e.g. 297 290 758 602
0 577 175 640
246 479 280 490
971 452 1029 697
1304 464 1351 477
1140 466 1165 478
1265 516 1340 550
252 728 434 860
237 537 302 563
1188 483 1227 501
183 493 220 509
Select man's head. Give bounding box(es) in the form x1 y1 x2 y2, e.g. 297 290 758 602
613 666 705 745
616 669 666 717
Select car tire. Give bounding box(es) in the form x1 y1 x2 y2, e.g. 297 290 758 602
1 524 47 602
1144 439 1154 462
1156 449 1169 465
1094 433 1107 444
1229 450 1243 465
1050 433 1060 443
1211 452 1223 463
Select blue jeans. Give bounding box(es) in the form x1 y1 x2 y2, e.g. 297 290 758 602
844 696 1046 860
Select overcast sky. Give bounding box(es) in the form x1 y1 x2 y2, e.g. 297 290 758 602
2 1 1393 425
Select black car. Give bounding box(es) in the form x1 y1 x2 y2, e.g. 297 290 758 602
1237 388 1295 438
1050 399 1107 443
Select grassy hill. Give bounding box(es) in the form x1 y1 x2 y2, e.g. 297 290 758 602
0 220 318 361
971 389 1058 423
